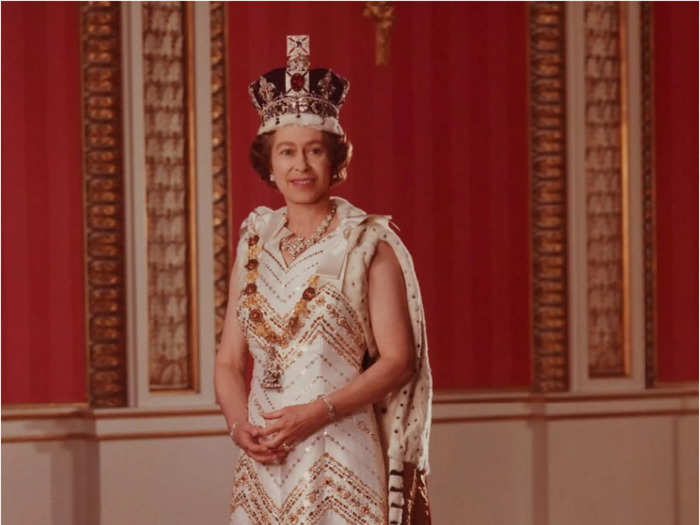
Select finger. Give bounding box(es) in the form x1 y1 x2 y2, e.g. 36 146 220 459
265 433 293 450
274 448 289 461
261 410 283 419
236 424 262 441
239 433 271 454
241 423 260 437
269 445 288 458
270 446 292 458
248 439 274 454
258 421 286 436
246 450 279 464
251 448 286 464
265 440 289 453
242 441 277 458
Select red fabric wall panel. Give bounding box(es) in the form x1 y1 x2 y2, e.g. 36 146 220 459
653 3 699 382
1 2 86 403
227 3 530 389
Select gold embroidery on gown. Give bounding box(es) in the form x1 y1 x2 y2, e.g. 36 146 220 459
229 208 389 525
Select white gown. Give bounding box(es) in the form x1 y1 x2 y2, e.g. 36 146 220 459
229 199 389 524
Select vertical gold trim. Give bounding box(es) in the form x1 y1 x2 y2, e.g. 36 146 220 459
224 2 234 273
529 2 570 392
584 2 629 378
210 1 233 349
641 3 657 388
80 2 90 406
142 2 199 393
619 3 631 376
80 2 128 407
184 2 200 393
223 2 238 274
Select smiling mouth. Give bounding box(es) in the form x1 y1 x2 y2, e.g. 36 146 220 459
290 178 314 186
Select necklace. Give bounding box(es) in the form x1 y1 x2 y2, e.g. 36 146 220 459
279 201 337 261
239 234 321 390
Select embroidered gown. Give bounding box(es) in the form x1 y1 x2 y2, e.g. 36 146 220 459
229 197 390 524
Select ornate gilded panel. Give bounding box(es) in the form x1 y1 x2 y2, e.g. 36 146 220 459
584 2 630 377
80 1 128 408
529 3 570 393
210 2 233 348
363 2 395 66
142 2 199 391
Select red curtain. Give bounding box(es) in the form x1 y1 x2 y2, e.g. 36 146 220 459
227 2 531 389
654 2 699 382
1 2 85 403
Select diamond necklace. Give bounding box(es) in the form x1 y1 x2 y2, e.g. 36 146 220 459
280 201 337 261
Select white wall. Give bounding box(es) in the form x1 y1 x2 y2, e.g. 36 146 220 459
2 389 696 525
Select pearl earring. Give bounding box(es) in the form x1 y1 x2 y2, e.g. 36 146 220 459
269 173 275 181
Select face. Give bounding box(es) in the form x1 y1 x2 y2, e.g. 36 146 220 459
269 125 332 204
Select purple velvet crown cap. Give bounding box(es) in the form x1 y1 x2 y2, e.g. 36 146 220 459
248 35 350 136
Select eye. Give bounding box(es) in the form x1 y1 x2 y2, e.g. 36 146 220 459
280 148 293 156
310 147 324 155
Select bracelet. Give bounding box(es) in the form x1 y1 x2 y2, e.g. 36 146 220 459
229 421 238 439
319 394 336 421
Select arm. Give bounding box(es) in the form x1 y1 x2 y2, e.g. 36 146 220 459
214 254 284 464
258 240 416 449
324 240 416 415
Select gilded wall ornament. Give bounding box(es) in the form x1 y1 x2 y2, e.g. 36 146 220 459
363 2 395 66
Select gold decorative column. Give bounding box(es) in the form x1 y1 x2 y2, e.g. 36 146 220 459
80 1 128 408
583 2 630 378
210 1 233 348
141 2 199 392
529 2 570 393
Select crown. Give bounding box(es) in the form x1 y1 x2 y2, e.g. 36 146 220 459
249 35 350 136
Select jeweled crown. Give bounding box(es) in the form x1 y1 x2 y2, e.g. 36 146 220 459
248 35 350 136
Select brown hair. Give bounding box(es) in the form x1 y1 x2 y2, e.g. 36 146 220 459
249 130 353 188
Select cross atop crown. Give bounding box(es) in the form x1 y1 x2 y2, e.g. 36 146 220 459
285 35 310 93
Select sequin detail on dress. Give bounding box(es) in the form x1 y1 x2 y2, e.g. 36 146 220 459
230 214 388 525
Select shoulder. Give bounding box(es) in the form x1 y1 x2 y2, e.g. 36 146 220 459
340 216 413 296
234 205 278 258
238 205 277 237
368 240 403 284
351 215 410 262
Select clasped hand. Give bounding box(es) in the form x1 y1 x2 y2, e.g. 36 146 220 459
232 400 327 465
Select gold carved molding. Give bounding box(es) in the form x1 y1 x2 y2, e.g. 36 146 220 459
142 2 199 392
80 1 128 408
640 3 657 388
583 2 630 378
5 388 696 442
210 2 233 348
7 406 700 443
529 3 570 393
363 2 395 66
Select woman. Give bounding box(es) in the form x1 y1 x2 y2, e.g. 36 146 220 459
214 35 432 525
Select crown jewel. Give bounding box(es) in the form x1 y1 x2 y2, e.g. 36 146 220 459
249 35 350 136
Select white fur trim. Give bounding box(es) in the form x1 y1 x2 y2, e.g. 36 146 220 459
257 113 344 136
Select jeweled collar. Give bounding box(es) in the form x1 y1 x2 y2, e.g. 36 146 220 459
261 196 374 244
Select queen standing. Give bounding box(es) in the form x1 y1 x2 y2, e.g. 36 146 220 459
214 35 433 525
